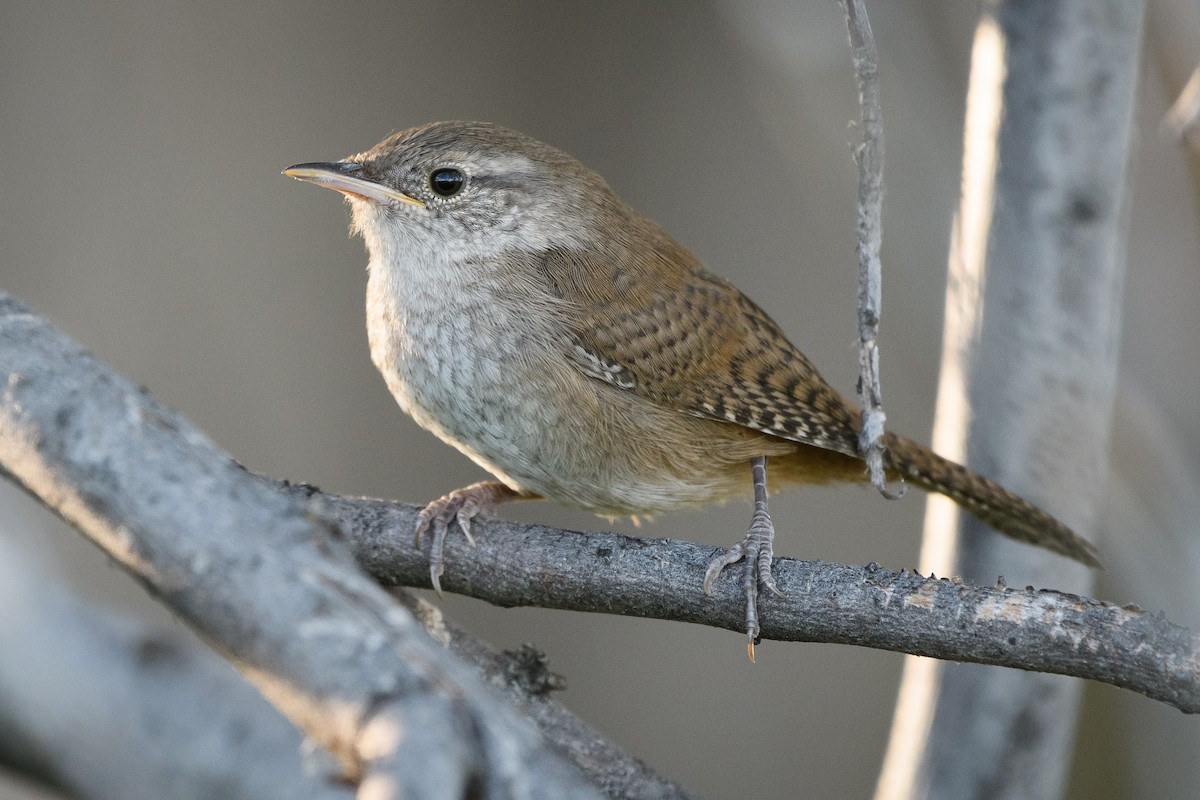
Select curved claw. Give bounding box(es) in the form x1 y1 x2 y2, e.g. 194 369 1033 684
413 508 434 548
411 481 529 596
454 506 478 546
427 514 450 596
703 542 749 595
414 490 480 596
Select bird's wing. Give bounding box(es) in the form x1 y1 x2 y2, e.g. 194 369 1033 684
531 242 863 458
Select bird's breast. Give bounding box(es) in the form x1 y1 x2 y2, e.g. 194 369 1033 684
365 258 574 489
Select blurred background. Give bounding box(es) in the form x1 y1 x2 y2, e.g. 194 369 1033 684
1 2 1197 798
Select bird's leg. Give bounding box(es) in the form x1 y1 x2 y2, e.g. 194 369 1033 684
415 481 537 594
703 455 784 661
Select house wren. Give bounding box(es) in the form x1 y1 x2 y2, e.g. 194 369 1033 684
284 121 1100 657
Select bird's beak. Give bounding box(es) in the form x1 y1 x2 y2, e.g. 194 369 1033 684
282 162 426 208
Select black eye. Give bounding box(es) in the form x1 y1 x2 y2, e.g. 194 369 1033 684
429 167 465 197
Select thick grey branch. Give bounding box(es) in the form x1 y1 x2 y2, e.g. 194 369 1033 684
879 4 1144 798
0 542 352 800
0 292 603 800
0 535 686 800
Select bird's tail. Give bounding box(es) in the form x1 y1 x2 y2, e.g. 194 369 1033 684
883 432 1101 568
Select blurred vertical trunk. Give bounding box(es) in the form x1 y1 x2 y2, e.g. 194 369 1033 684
875 2 1143 799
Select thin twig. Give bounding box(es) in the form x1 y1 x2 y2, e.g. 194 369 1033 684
841 0 898 498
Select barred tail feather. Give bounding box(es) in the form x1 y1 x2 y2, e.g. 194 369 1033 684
884 433 1101 568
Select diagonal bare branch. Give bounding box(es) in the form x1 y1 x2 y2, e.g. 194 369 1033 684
0 292 604 800
0 540 354 800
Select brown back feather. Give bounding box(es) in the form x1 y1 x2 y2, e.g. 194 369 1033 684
528 215 1100 568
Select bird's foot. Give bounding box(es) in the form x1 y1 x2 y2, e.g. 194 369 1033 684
702 506 784 662
703 456 783 661
415 481 529 595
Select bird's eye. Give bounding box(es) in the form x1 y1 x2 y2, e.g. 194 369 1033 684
429 167 466 197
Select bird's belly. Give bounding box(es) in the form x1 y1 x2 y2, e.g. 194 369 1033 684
372 310 554 489
367 283 803 515
371 328 749 514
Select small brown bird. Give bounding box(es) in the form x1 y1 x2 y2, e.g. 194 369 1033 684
285 121 1099 657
